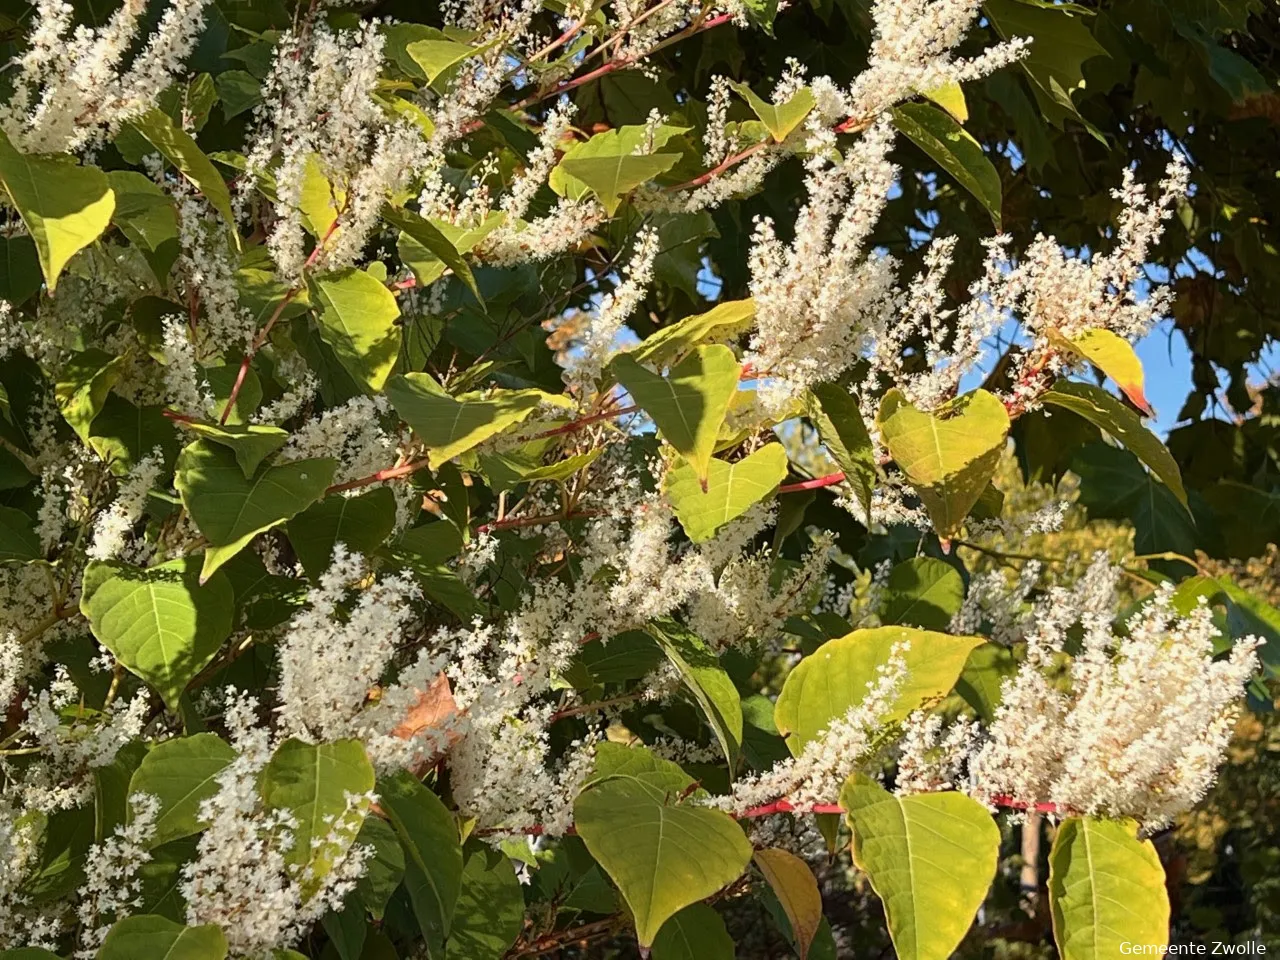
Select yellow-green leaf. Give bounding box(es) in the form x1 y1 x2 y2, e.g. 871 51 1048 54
612 344 740 485
1041 380 1187 508
774 626 983 753
1050 328 1151 415
729 83 817 142
665 443 788 542
1048 817 1170 960
629 298 756 368
175 421 289 479
574 775 751 947
310 267 402 393
841 774 999 960
384 206 482 300
754 848 823 960
406 38 479 82
556 152 681 216
647 620 744 769
384 373 571 469
651 903 735 960
923 82 968 122
877 388 1010 537
0 130 115 292
891 102 1001 228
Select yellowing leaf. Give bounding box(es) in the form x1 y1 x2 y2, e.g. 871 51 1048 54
298 153 344 239
665 443 789 542
877 388 1010 537
729 82 817 142
1041 380 1187 508
841 774 999 960
0 130 115 292
754 848 823 960
384 373 571 469
923 82 968 122
612 344 740 485
774 626 983 753
1048 817 1170 960
1050 328 1151 414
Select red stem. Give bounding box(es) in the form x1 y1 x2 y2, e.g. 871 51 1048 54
488 794 1061 836
530 404 638 440
667 140 769 192
326 457 432 494
777 471 846 494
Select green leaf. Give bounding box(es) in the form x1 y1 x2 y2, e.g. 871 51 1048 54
774 626 983 753
1049 328 1151 415
0 234 42 305
880 557 964 630
665 443 788 542
214 70 262 119
0 130 115 292
753 849 823 960
612 344 740 485
574 775 752 946
729 83 817 142
1041 380 1187 508
446 844 525 960
127 110 237 236
175 422 288 480
352 816 405 920
54 349 126 443
88 396 180 476
127 733 237 847
648 621 744 770
629 298 756 368
84 558 235 710
0 506 42 563
384 206 482 301
406 38 479 82
287 488 398 579
0 949 64 959
136 836 197 921
651 903 735 960
93 741 146 842
557 152 681 216
891 102 1001 228
841 774 999 960
310 268 403 393
1048 817 1170 960
384 373 571 469
954 643 1016 722
877 388 1010 538
806 384 876 522
174 440 337 582
98 915 228 960
377 770 463 955
259 738 375 900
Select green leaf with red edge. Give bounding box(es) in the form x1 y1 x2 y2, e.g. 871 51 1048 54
1050 328 1151 415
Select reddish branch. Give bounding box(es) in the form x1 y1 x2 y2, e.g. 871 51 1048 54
777 471 847 494
326 457 432 495
486 795 1063 837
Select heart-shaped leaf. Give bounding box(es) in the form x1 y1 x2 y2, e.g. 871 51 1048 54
575 775 752 946
98 915 228 960
729 83 816 141
177 420 289 478
127 733 237 847
384 374 571 470
84 557 234 710
0 129 116 292
613 344 740 486
310 267 403 392
287 487 397 579
666 443 788 542
841 774 999 960
878 388 1010 537
753 848 823 960
174 440 336 582
774 626 982 753
629 299 756 368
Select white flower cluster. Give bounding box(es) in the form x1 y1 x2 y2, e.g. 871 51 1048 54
0 0 210 153
279 395 400 486
181 689 374 956
74 793 160 959
969 557 1262 829
86 449 165 562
